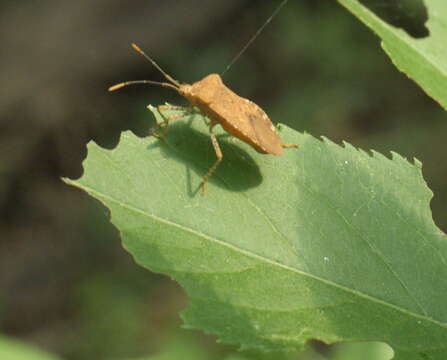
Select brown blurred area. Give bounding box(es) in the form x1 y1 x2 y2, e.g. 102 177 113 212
0 0 444 359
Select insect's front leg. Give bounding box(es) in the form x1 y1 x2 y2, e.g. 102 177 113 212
200 122 223 195
150 104 193 138
282 143 299 149
276 124 299 149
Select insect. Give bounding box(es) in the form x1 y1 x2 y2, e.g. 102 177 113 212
109 43 298 193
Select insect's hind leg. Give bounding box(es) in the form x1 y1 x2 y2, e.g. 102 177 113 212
150 104 193 137
200 123 223 195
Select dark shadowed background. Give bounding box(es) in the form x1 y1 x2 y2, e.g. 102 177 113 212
0 1 444 359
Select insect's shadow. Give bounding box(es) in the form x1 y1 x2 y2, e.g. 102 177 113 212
146 117 263 195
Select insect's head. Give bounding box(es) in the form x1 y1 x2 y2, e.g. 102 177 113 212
176 83 205 107
177 84 193 98
108 43 181 93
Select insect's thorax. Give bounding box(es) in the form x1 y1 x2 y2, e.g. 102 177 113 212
179 74 220 105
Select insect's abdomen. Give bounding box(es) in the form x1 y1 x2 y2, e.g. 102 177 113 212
209 96 283 155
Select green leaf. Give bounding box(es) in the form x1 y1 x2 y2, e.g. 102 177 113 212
67 108 447 359
333 341 393 360
337 0 447 111
0 336 62 360
125 334 212 360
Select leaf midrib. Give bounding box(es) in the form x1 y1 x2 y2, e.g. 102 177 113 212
68 180 446 330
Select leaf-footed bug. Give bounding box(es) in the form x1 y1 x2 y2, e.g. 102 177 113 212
109 1 297 194
109 43 298 194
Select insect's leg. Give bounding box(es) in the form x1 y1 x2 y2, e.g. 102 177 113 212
275 124 299 149
201 123 223 195
152 105 192 137
160 103 186 111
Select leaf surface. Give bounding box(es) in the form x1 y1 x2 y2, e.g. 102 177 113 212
67 109 447 359
0 336 62 360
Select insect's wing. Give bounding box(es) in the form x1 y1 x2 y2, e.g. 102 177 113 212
209 89 284 155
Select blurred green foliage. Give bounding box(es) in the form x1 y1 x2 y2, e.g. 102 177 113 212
1 1 445 360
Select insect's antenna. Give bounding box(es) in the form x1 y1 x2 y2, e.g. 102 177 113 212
221 0 289 76
130 43 181 87
108 80 179 92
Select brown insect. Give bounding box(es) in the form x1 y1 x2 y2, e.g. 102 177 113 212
109 43 298 193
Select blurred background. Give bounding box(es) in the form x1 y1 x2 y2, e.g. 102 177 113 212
0 0 444 359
